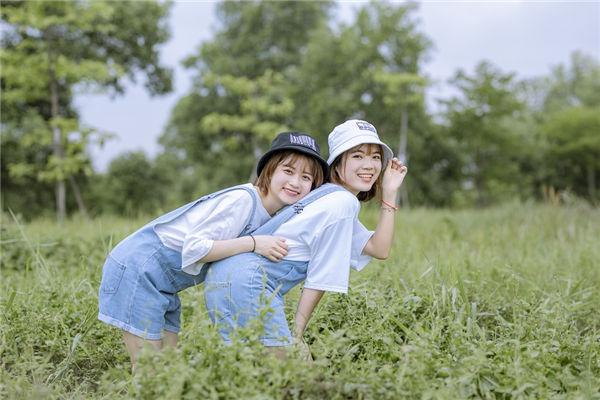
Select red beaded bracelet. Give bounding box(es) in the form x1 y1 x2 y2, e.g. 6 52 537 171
381 199 398 211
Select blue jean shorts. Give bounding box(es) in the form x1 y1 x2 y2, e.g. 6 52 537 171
98 252 185 340
204 253 307 347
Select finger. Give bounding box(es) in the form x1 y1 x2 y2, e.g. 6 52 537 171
267 254 280 262
276 241 288 249
269 249 283 260
273 248 287 259
275 244 288 255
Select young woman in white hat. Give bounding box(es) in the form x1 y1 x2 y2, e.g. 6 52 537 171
204 119 408 356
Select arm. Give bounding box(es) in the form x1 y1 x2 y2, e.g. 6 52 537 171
181 190 288 271
199 235 288 263
362 158 407 259
293 288 324 338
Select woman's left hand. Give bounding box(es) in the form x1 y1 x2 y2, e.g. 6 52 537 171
382 158 408 193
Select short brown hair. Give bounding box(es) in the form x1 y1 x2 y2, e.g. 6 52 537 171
329 143 383 202
255 151 325 195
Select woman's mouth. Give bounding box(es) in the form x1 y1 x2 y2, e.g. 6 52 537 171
357 173 373 183
283 187 300 197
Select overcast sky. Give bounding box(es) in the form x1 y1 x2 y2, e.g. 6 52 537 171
75 1 600 172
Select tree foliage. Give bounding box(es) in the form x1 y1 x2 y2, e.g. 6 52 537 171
2 1 598 218
441 61 528 206
160 1 334 192
1 0 173 219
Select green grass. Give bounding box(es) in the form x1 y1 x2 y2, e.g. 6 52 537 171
1 203 599 399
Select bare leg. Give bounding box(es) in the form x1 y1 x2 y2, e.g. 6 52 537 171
122 331 162 372
162 331 178 348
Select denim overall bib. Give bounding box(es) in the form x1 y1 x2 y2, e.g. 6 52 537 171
98 185 264 340
204 183 344 346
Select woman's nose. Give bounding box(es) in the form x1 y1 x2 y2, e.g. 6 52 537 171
364 158 377 169
288 174 300 186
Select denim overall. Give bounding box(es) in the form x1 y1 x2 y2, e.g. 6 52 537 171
98 185 264 340
204 183 344 346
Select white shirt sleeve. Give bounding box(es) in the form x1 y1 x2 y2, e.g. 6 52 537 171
180 190 254 274
351 220 373 271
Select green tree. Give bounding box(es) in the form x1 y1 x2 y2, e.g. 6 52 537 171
89 152 170 217
161 1 332 191
290 1 433 205
541 51 600 114
164 1 441 205
1 1 172 220
522 51 600 202
542 107 600 202
441 61 527 206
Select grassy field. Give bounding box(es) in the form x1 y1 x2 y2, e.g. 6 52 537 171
1 203 599 399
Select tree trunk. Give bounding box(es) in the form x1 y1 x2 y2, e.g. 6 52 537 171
396 106 409 207
69 176 88 218
48 48 66 222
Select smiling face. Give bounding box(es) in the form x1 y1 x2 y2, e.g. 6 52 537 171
255 151 323 214
331 144 383 197
268 155 315 206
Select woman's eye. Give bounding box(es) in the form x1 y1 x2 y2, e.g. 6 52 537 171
353 154 362 159
374 155 381 160
283 168 292 174
302 175 313 181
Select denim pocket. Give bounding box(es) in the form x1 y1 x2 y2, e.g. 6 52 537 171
204 281 232 323
100 256 126 294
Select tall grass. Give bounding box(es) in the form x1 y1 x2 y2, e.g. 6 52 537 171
1 203 598 399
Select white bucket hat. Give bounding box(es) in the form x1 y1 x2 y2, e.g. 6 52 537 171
327 119 394 166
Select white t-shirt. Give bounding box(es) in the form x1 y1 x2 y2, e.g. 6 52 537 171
154 184 270 275
274 189 374 294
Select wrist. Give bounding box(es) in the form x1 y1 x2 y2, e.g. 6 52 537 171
381 198 398 211
293 326 304 338
382 190 397 203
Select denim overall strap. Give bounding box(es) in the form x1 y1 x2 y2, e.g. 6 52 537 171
251 183 344 235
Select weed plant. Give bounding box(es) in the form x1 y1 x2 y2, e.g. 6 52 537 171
1 203 599 399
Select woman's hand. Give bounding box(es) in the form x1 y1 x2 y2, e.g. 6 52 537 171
252 235 288 262
382 158 408 199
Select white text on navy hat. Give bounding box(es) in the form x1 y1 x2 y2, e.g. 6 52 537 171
289 134 317 151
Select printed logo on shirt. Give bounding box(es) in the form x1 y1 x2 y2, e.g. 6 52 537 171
293 203 304 214
289 134 317 151
355 121 377 133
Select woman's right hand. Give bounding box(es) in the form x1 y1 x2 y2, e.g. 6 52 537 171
252 235 288 262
